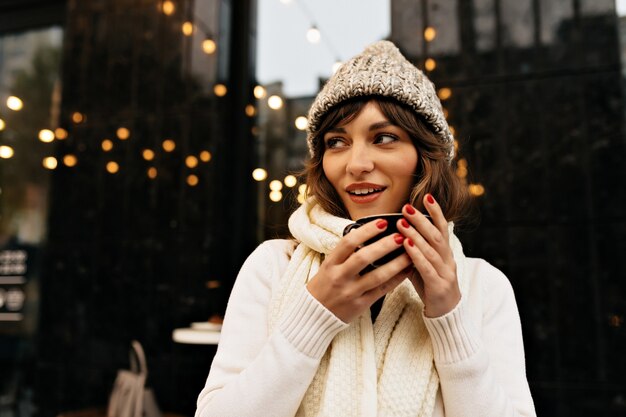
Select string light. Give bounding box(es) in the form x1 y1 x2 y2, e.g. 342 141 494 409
147 167 158 179
294 116 308 130
298 184 307 195
268 95 283 110
6 96 23 111
63 154 78 167
202 38 217 54
187 174 199 186
162 139 176 152
55 127 68 139
182 21 194 36
214 84 227 97
42 157 57 170
142 149 155 160
284 175 297 187
269 190 283 202
106 161 119 174
306 26 321 43
72 112 84 123
0 146 14 159
162 0 175 15
438 88 452 100
468 183 485 197
269 180 283 191
38 129 55 143
0 119 5 131
252 168 267 181
253 86 266 99
245 104 256 117
102 139 113 151
199 150 212 162
185 155 199 168
117 127 130 140
425 58 436 71
424 26 437 42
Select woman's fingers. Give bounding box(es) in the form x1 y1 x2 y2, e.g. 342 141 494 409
327 218 390 264
356 251 412 295
402 197 453 265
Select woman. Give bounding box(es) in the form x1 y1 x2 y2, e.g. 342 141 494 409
195 41 536 417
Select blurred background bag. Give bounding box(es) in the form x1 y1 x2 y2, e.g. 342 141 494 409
107 340 162 417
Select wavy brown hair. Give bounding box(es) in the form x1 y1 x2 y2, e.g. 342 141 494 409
304 96 472 223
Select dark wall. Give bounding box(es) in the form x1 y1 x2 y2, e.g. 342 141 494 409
34 0 256 415
392 1 626 415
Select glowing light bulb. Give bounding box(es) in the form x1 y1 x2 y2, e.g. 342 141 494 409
268 95 283 110
43 157 58 170
117 127 130 140
269 190 283 202
425 58 436 71
252 168 267 181
182 21 194 36
424 26 436 42
106 161 119 174
63 154 78 167
298 184 307 195
55 127 68 139
245 104 256 117
185 155 198 168
148 167 158 179
187 174 199 186
0 146 14 159
269 180 283 191
306 26 321 44
7 96 23 111
438 88 452 100
142 149 155 160
253 86 266 99
199 150 212 162
214 84 227 97
294 116 308 130
72 112 84 123
38 129 55 143
162 139 176 152
202 39 217 54
0 119 5 131
284 175 297 187
162 0 175 15
102 139 113 151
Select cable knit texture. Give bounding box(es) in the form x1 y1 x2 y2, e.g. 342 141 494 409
268 198 470 417
306 40 454 161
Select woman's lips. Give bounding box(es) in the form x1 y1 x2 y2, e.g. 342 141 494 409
347 189 384 204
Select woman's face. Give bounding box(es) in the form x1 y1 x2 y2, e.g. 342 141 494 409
322 101 419 220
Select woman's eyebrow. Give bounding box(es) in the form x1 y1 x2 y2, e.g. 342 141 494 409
369 121 394 131
326 127 346 133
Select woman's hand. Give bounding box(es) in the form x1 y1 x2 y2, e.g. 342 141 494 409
306 219 413 323
399 194 461 318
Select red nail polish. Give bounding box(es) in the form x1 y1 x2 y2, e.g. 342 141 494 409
427 194 435 205
394 234 404 244
404 204 416 215
401 219 410 228
407 238 414 247
376 219 388 229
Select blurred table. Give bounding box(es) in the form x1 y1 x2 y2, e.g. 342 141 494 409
172 323 221 345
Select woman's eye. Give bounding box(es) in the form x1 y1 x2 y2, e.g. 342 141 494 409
325 138 346 149
375 134 398 145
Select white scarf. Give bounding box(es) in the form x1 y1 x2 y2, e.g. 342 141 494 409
269 198 469 417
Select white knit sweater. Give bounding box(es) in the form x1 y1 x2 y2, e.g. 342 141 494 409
195 239 536 417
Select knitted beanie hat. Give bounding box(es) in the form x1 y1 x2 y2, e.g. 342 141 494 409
306 40 454 161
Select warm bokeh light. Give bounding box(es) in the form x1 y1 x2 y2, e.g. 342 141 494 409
306 26 321 43
142 149 155 160
332 61 343 73
0 146 14 159
55 127 68 139
438 88 452 100
454 140 459 153
443 108 449 118
269 180 283 191
185 155 198 168
253 85 266 99
449 126 456 136
6 96 23 111
297 193 305 204
38 129 55 143
294 116 308 130
214 84 227 97
199 150 212 162
43 157 57 170
147 167 158 179
284 175 297 187
106 161 119 174
456 166 468 178
63 154 78 167
162 139 176 152
162 0 175 15
187 174 199 186
424 26 437 42
425 58 436 71
202 39 217 54
102 139 114 151
252 168 267 181
458 158 467 168
269 190 283 202
0 118 5 131
72 112 84 123
117 127 130 140
268 95 283 110
245 104 256 117
182 21 194 36
298 184 307 195
468 183 485 197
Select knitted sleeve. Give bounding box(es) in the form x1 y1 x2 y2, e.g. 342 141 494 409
423 258 537 417
195 240 348 417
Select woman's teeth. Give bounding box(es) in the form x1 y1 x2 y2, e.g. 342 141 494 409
350 188 382 195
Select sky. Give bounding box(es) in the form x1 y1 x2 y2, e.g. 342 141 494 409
256 0 390 97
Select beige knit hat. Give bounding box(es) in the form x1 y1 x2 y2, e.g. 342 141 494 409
306 40 454 161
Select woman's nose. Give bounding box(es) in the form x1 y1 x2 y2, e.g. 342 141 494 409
346 143 374 176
